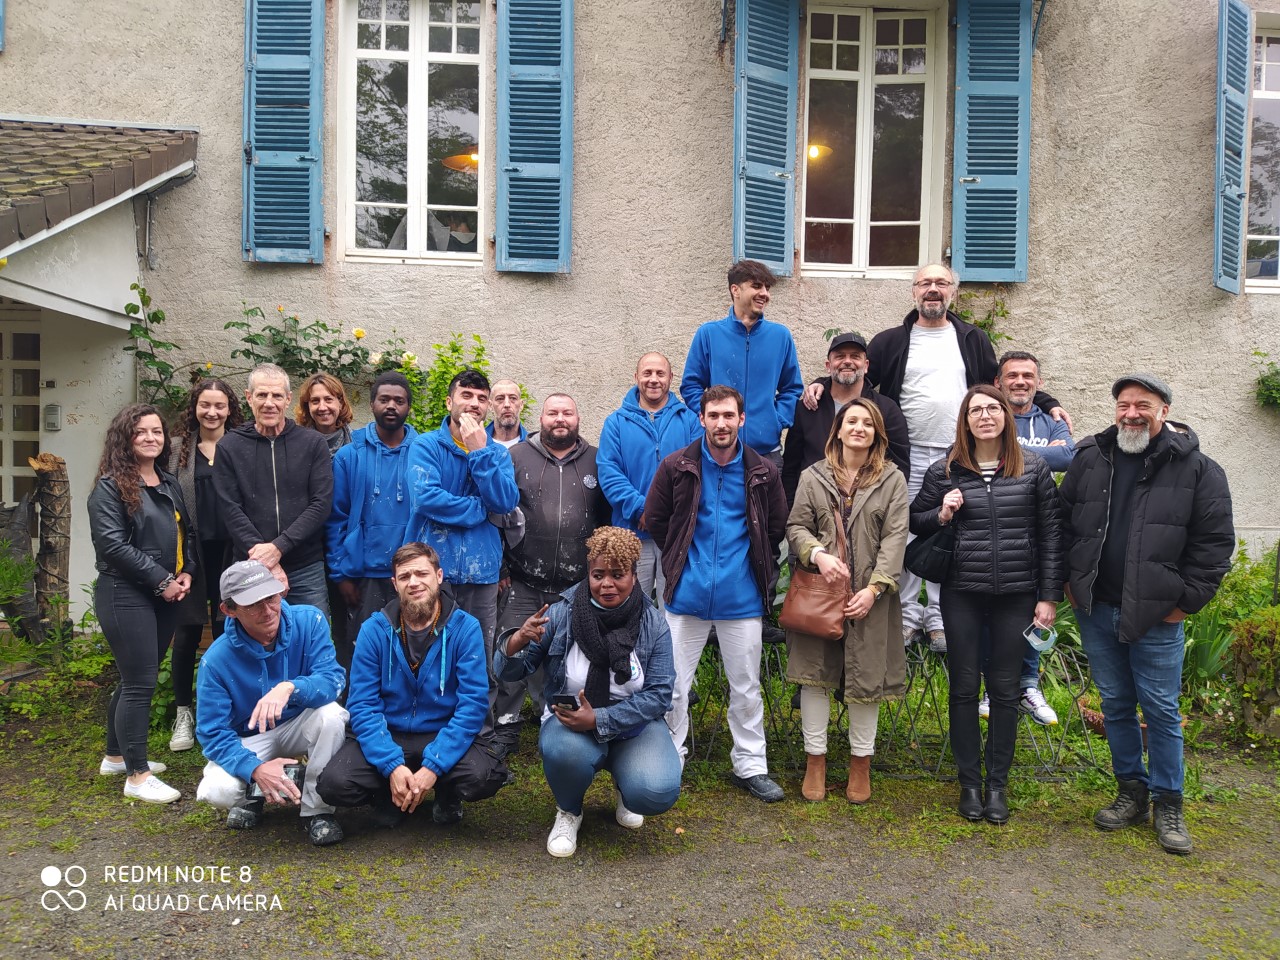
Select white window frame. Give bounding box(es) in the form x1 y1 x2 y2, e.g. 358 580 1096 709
799 0 947 280
336 0 486 266
1248 19 1280 293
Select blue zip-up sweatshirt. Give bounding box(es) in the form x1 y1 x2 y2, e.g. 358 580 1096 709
195 601 346 784
597 387 702 537
327 422 419 581
485 421 528 444
667 440 760 620
1013 407 1076 472
405 418 519 584
347 594 488 778
680 311 804 455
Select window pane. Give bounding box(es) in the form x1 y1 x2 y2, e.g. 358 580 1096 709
869 85 924 221
356 60 409 205
805 78 858 221
458 2 481 24
903 19 926 45
429 26 452 52
1247 238 1280 278
836 15 859 42
426 63 481 208
356 206 408 249
875 48 899 75
811 13 834 41
836 44 859 72
810 43 832 70
385 0 409 21
358 23 381 50
12 405 39 432
1268 69 1280 94
427 210 478 252
903 48 926 74
358 0 382 18
1269 35 1280 61
12 441 39 465
12 334 39 361
429 1 452 21
805 222 853 264
12 475 36 507
875 18 898 45
1249 98 1280 236
457 27 480 55
12 370 38 397
868 225 919 267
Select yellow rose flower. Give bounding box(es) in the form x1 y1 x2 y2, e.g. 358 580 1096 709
402 352 417 366
205 362 213 371
277 305 285 313
353 328 366 340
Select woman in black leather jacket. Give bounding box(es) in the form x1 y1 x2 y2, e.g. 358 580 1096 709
911 385 1063 825
88 403 194 804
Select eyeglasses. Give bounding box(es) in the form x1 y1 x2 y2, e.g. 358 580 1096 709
966 404 1005 419
912 279 954 290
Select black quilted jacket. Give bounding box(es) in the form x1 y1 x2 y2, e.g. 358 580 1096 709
910 450 1064 599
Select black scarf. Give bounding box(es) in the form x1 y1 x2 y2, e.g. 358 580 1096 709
569 584 643 709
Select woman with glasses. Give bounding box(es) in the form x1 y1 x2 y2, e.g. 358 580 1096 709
910 385 1063 825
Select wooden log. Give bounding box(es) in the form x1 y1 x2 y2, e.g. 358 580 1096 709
29 453 70 629
0 495 41 641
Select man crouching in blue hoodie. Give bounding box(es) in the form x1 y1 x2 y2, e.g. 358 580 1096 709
195 561 348 846
317 543 509 828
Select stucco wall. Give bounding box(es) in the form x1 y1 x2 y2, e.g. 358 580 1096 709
2 0 1277 570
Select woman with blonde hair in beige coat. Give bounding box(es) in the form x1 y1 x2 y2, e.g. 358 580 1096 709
785 398 909 803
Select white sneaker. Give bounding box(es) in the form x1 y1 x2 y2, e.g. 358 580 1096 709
99 757 167 776
1020 687 1059 726
978 694 990 719
123 775 181 804
614 790 644 830
169 706 195 752
547 808 583 857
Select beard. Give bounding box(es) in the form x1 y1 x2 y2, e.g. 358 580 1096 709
919 298 947 320
1116 423 1153 455
401 592 439 628
542 427 579 451
833 369 864 387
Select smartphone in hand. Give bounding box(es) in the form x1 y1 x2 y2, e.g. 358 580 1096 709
550 694 580 712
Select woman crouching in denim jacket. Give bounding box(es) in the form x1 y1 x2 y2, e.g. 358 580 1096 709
495 526 681 858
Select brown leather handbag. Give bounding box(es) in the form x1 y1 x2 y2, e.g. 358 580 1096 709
778 508 850 641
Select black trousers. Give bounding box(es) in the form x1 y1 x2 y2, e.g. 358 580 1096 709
97 574 177 774
171 538 228 707
940 586 1035 791
317 729 509 809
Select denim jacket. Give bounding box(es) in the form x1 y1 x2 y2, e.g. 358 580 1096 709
493 583 674 741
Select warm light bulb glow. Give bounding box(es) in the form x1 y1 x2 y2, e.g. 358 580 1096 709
806 143 833 161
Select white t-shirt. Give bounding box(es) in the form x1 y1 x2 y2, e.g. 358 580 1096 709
541 645 645 721
898 324 968 446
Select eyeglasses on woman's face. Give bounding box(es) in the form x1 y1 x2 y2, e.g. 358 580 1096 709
966 403 1005 420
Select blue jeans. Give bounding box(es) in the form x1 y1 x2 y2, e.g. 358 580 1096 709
539 717 682 817
1077 602 1186 796
285 560 330 617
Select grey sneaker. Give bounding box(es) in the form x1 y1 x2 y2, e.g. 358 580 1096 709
226 796 264 830
1019 687 1059 726
1093 779 1150 831
903 627 924 647
733 773 785 803
1152 793 1192 855
927 630 947 654
169 706 195 752
978 693 990 719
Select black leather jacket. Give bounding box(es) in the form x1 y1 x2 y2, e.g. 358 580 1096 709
88 472 195 591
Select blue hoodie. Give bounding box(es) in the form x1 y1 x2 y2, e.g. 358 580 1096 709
195 601 346 784
405 418 519 584
596 388 702 537
485 421 528 445
347 594 488 778
327 421 419 581
680 311 803 455
1013 407 1076 472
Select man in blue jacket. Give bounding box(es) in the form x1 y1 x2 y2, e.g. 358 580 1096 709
317 543 508 826
680 260 803 464
597 352 702 609
327 371 418 668
405 369 519 662
194 561 348 846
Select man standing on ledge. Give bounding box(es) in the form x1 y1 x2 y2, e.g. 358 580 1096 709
1060 373 1232 855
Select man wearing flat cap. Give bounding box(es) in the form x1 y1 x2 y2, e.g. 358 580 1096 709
1060 373 1233 855
194 560 349 846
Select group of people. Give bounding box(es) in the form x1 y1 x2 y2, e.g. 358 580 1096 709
87 259 1235 858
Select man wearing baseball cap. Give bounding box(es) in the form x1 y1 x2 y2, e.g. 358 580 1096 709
781 331 910 507
1060 373 1233 854
194 560 349 845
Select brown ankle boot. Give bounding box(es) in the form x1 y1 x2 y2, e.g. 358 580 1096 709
802 753 827 801
846 755 871 804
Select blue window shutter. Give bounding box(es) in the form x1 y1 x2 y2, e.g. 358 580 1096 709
0 2 7 53
1214 0 1253 294
242 0 324 264
496 0 574 273
732 0 798 276
952 0 1032 282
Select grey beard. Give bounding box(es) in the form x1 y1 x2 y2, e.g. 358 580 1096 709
919 300 947 320
1116 425 1151 455
833 370 863 387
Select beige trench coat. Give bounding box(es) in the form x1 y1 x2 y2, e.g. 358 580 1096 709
784 460 909 702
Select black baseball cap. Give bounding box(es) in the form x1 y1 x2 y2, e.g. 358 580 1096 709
828 332 868 355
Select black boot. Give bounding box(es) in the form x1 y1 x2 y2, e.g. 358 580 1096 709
226 795 264 830
1152 792 1192 855
1093 778 1149 831
958 787 983 821
983 787 1009 825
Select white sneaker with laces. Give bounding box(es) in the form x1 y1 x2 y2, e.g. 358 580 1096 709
123 775 181 804
99 757 167 776
978 694 990 719
614 790 644 830
169 706 195 752
1020 687 1059 726
547 808 583 857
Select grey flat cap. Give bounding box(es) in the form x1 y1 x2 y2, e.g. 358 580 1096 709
1112 373 1172 405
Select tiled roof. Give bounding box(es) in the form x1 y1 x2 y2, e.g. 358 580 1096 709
0 119 198 252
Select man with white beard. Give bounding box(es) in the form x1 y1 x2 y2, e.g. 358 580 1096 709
1060 374 1233 856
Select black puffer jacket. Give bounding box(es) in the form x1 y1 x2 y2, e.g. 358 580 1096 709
1059 423 1234 644
910 450 1064 599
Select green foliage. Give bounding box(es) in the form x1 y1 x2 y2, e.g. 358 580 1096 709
1233 604 1280 698
123 283 204 416
1203 543 1279 625
405 333 491 433
953 284 1011 348
1183 606 1235 704
0 631 112 721
1252 349 1280 410
150 651 175 731
0 538 35 607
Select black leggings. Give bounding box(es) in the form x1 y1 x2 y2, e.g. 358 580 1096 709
98 575 177 774
171 538 228 707
940 587 1035 791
